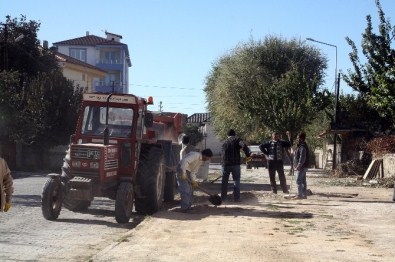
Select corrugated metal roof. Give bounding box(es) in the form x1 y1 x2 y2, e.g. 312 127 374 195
187 113 211 123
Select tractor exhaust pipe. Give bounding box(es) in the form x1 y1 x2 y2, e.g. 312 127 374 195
103 93 113 145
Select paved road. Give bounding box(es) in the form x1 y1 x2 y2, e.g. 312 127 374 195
0 165 239 261
0 172 143 261
2 166 362 261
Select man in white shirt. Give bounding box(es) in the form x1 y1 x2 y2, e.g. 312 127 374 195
176 149 213 212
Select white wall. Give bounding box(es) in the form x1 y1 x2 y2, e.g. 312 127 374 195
196 123 223 156
383 154 395 177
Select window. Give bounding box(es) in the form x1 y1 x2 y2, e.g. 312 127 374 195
70 48 87 62
81 106 134 138
104 51 120 64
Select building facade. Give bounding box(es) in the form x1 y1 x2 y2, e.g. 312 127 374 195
54 51 107 92
53 31 131 93
187 113 223 157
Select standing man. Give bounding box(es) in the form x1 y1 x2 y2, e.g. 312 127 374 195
221 129 251 202
1 157 13 212
259 131 292 194
176 149 213 212
293 132 309 199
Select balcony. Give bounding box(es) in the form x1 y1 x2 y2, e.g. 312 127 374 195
94 81 124 93
96 58 124 71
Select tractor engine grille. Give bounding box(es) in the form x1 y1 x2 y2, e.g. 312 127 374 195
72 148 100 160
105 160 118 169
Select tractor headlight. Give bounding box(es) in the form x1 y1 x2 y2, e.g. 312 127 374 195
90 162 100 169
72 161 81 168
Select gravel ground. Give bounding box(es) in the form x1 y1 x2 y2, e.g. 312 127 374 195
2 167 394 262
91 166 395 262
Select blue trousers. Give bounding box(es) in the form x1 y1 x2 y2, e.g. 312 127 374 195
295 168 307 197
176 169 193 210
221 165 241 201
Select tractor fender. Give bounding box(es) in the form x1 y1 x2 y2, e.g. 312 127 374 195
47 173 61 180
47 173 69 195
119 177 133 183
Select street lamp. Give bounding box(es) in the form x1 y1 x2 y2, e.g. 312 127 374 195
306 37 339 170
306 38 338 88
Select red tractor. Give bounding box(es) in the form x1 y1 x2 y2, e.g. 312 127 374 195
41 93 187 223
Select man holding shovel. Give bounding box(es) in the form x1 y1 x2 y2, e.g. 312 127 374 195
176 149 213 212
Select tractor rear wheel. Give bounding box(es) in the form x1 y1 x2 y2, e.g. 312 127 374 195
163 171 176 202
135 145 165 215
41 177 63 220
164 144 180 202
115 182 134 223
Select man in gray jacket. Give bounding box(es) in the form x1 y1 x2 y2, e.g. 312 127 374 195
292 132 309 199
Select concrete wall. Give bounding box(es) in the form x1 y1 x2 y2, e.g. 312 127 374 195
383 153 395 177
196 123 223 156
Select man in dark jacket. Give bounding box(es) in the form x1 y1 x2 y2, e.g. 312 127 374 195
221 129 251 202
259 131 292 194
292 132 309 199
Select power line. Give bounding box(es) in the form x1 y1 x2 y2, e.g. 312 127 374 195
130 83 202 91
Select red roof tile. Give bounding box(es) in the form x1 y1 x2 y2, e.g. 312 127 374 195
53 35 126 47
54 51 107 73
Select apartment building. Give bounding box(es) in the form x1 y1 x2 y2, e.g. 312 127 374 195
54 51 107 92
53 31 131 93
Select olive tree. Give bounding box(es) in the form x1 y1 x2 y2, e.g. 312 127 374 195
205 36 331 141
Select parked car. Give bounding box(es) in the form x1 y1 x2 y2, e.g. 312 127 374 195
246 145 267 169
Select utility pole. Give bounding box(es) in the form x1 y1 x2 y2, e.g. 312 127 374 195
306 37 339 170
332 73 341 170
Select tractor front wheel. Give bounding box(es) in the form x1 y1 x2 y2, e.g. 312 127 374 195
41 176 63 220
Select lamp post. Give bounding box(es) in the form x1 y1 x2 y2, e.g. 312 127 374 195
306 37 339 170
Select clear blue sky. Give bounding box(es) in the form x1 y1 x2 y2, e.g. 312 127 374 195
2 0 394 116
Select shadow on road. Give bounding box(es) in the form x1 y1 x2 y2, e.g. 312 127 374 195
153 203 314 221
12 195 41 207
56 215 144 229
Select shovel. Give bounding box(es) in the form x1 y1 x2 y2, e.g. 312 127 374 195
196 184 222 206
186 177 222 206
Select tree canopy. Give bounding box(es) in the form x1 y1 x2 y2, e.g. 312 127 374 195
0 15 83 160
343 0 395 132
205 36 332 142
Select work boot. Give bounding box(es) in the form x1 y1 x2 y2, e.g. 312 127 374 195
292 195 306 200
